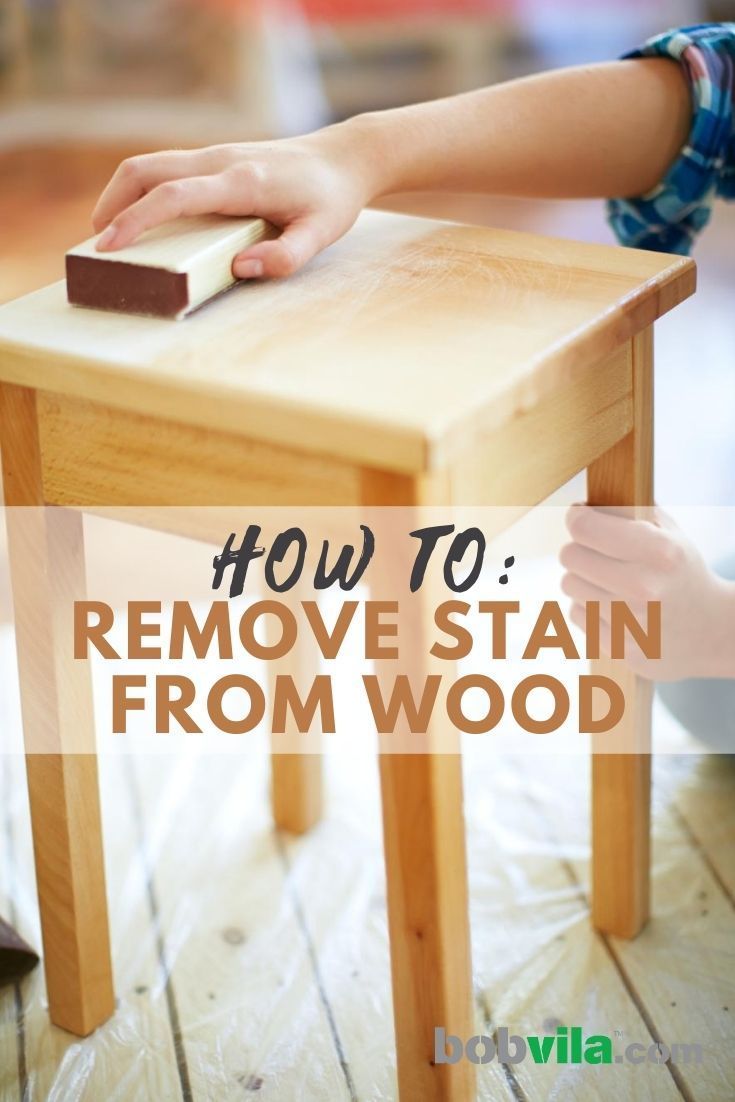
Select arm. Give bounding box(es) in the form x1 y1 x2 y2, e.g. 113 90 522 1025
353 59 690 201
92 58 690 279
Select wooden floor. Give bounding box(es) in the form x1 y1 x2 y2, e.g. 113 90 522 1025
0 146 734 1101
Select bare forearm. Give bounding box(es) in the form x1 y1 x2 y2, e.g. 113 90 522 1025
93 55 692 278
344 59 691 202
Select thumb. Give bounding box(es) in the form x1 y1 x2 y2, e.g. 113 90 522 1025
232 218 327 281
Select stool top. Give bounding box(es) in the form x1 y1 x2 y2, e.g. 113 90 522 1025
0 210 694 473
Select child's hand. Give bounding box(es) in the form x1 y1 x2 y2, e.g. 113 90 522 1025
561 505 735 681
91 128 375 280
90 54 693 282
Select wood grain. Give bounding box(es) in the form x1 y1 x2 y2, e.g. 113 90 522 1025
267 580 324 835
587 327 654 939
36 391 365 508
0 211 695 474
0 382 115 1035
364 470 475 1102
447 342 632 504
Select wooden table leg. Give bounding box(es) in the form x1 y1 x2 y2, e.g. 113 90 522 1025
587 329 654 938
0 383 114 1035
365 474 476 1102
271 753 323 835
267 578 323 834
379 751 476 1101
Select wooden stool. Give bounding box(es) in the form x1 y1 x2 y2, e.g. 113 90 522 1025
0 211 694 1101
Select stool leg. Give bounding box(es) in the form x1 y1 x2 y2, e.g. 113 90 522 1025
271 754 323 834
267 579 323 834
587 329 653 938
590 721 651 937
379 752 476 1101
364 479 476 1102
0 383 114 1035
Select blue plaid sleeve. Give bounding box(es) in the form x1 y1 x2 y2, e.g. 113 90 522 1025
606 23 735 254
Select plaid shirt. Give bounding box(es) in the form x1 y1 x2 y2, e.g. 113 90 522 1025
607 23 735 255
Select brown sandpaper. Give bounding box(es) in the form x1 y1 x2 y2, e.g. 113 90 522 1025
66 254 190 319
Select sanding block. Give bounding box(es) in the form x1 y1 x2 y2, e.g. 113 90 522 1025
66 214 276 319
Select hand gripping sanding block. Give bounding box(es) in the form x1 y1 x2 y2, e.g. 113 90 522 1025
66 214 276 319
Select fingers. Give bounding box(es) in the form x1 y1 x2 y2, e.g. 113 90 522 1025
92 147 341 279
561 570 618 613
232 217 327 280
559 541 663 603
92 149 223 232
561 567 649 624
95 174 238 250
565 505 667 563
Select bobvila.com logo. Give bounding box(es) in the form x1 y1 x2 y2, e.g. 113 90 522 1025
435 1025 703 1067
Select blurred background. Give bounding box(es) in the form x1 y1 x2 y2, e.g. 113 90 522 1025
0 0 733 504
0 0 718 143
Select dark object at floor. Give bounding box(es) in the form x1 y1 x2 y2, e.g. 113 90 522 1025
0 916 39 987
